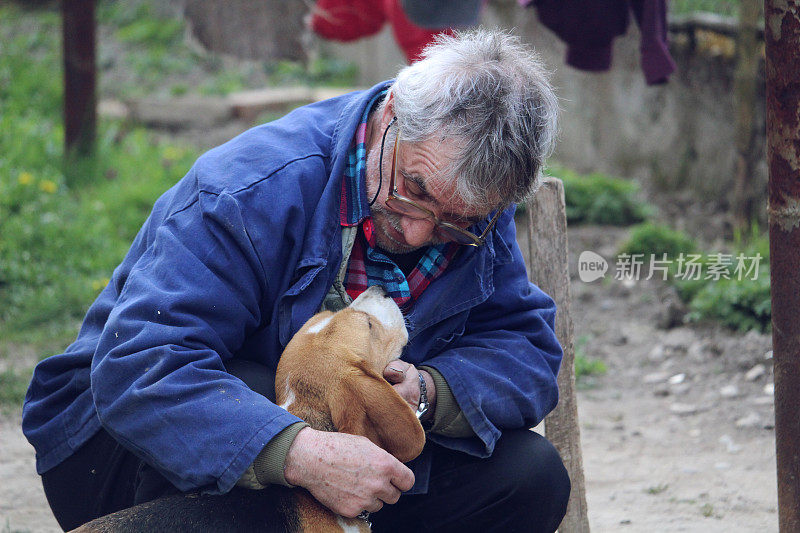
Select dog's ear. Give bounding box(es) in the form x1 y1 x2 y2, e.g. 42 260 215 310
330 361 425 463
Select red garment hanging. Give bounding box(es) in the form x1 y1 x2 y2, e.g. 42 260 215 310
310 0 456 63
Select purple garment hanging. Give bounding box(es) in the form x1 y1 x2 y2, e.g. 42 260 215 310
521 0 676 85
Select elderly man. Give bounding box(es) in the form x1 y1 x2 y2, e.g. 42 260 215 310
24 29 569 531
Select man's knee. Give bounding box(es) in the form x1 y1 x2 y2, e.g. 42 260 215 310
492 430 571 526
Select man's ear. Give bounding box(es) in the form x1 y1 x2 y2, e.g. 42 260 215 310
330 360 425 463
381 92 395 125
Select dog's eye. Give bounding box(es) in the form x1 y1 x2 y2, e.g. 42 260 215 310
367 317 373 330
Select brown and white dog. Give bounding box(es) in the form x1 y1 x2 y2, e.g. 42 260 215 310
72 285 425 532
274 285 426 531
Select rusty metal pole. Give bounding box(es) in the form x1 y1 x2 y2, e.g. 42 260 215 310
765 1 800 531
62 0 97 179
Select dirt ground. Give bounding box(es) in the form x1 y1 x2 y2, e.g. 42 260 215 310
568 225 777 532
0 224 777 532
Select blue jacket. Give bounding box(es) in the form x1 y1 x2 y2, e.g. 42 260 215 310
22 81 563 495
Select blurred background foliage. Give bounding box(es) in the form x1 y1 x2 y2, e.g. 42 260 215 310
0 4 199 344
0 0 766 408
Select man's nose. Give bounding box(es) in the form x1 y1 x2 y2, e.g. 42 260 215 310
401 216 437 248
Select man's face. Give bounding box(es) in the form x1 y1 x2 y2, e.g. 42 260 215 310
365 119 495 254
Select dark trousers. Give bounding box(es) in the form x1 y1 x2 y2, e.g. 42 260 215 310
41 361 570 532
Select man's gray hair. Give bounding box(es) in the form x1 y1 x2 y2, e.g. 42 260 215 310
388 28 558 208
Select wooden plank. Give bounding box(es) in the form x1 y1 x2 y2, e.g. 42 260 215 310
526 177 590 532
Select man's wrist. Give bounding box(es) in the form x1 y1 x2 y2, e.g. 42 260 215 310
418 369 436 423
417 366 475 438
251 421 309 487
283 426 316 487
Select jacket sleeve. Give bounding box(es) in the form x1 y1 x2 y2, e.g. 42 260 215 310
421 213 563 457
90 173 304 495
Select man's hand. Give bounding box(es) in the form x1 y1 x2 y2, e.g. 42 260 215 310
383 362 437 423
283 427 415 517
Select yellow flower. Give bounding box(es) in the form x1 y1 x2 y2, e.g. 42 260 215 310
39 179 57 194
162 145 184 162
18 171 33 185
91 277 110 292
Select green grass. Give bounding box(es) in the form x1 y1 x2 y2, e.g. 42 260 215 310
263 58 359 88
94 0 357 98
545 165 652 226
646 483 669 495
0 368 33 412
574 336 607 386
671 0 739 16
0 4 198 363
686 255 770 332
616 222 771 332
619 222 698 259
0 2 359 403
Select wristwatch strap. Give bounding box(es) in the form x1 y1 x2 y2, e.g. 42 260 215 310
415 371 429 420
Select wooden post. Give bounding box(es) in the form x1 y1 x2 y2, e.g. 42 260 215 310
764 1 800 531
526 177 590 532
62 0 97 171
732 0 763 233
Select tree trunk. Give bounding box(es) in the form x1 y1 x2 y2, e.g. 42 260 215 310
184 0 307 62
732 0 763 233
62 0 96 184
526 177 590 532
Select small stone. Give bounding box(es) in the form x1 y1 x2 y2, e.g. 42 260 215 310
763 383 774 395
644 372 669 384
714 462 731 470
745 364 766 382
735 413 761 429
98 99 129 120
611 334 628 346
688 340 723 361
609 283 631 298
648 345 666 362
670 403 698 415
671 383 691 395
752 396 774 406
720 384 740 398
655 285 687 330
688 428 701 438
653 386 670 397
719 434 742 453
668 373 686 385
599 299 614 311
578 291 595 303
663 328 694 352
764 350 773 360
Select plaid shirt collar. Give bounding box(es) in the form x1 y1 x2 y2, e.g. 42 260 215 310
339 90 459 310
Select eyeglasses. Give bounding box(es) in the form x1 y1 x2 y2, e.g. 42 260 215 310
382 126 503 247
